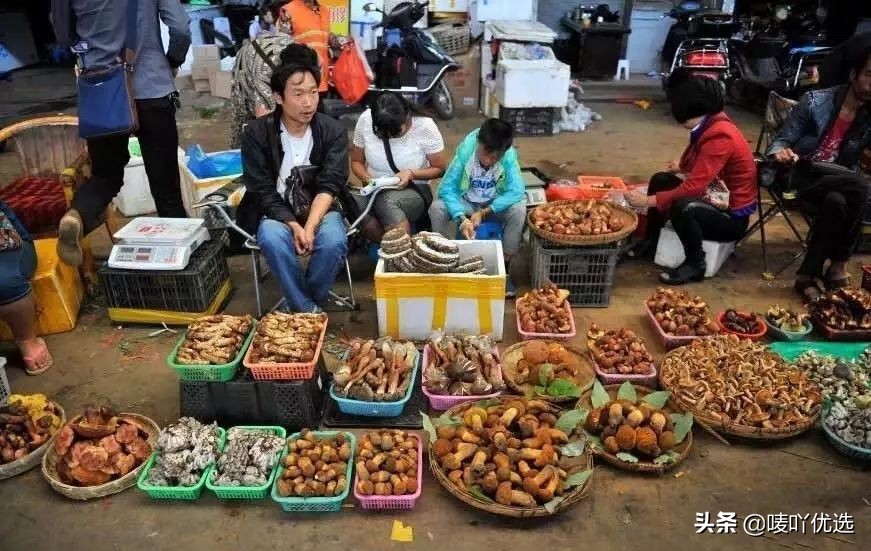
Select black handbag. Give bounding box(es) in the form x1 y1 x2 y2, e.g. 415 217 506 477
381 136 433 231
283 164 321 223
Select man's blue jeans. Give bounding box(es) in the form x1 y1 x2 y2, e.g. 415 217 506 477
256 211 348 312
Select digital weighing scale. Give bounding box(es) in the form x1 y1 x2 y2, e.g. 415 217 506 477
108 217 211 271
522 168 548 207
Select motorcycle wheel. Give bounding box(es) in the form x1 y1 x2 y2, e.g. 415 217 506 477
431 80 454 120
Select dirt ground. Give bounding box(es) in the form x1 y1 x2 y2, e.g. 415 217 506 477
0 68 867 551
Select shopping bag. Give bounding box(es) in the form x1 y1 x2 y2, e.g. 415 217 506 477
333 39 373 104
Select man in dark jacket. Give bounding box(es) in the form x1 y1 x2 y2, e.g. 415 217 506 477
767 47 871 301
51 0 191 267
237 44 348 313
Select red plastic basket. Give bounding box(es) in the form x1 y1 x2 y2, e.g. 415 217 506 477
421 345 503 410
575 175 628 199
715 311 767 341
516 299 576 341
645 303 714 350
354 434 423 510
243 317 329 380
811 316 871 341
591 352 658 388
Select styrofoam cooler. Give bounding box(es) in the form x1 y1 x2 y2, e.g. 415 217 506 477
494 59 570 108
178 149 243 216
375 240 506 340
654 222 735 278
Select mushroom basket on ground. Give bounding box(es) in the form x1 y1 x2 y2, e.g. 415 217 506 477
0 394 65 480
500 341 596 402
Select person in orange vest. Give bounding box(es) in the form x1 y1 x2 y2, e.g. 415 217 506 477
282 0 337 94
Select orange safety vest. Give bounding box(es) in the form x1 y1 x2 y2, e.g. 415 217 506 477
283 0 331 92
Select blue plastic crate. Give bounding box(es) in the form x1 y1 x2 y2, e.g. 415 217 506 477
329 349 419 417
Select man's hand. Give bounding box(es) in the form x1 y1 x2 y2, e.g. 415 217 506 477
666 159 681 173
288 222 310 255
626 191 653 209
773 148 799 164
459 218 476 240
469 210 485 228
395 169 414 189
303 224 317 255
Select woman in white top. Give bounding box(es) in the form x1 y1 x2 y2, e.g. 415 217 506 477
350 92 448 241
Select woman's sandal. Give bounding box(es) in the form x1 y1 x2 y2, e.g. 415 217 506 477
18 337 54 375
824 273 851 290
794 279 822 303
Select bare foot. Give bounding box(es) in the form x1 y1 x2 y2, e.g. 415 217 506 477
16 337 53 375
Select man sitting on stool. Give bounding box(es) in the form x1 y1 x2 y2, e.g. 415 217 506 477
429 119 526 297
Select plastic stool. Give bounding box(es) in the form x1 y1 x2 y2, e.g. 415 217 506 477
654 222 735 278
368 242 380 263
615 59 630 81
456 220 503 240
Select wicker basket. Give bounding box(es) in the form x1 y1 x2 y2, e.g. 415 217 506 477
527 200 638 246
576 385 691 474
429 399 594 518
500 341 596 403
0 404 66 481
428 23 470 56
659 346 820 440
42 413 159 500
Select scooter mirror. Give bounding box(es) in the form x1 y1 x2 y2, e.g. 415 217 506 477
363 3 377 12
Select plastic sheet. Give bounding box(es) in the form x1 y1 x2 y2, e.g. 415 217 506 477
186 145 243 179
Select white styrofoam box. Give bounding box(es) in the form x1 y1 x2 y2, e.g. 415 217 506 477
375 240 507 340
430 0 469 12
494 59 569 108
0 11 38 72
654 223 736 278
115 157 157 216
471 0 537 23
485 20 556 43
178 150 243 216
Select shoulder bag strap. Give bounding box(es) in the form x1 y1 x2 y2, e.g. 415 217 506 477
123 0 139 65
252 38 279 71
381 136 400 174
381 136 433 210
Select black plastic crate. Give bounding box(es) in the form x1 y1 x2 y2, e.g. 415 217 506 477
499 107 555 137
100 240 229 312
179 361 326 432
531 235 619 307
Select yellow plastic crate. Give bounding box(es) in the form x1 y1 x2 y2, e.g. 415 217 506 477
108 278 232 325
0 238 83 340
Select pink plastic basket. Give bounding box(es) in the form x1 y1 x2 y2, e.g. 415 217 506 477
645 303 712 350
591 352 658 388
243 316 329 380
420 345 503 410
516 299 576 341
354 433 423 510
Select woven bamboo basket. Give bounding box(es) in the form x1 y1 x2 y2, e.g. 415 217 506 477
576 385 691 474
500 341 596 403
0 404 66 480
42 413 159 500
527 200 638 246
429 399 594 518
659 345 820 440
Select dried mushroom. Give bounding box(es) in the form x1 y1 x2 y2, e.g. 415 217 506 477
332 338 417 402
145 417 221 487
424 332 505 396
517 283 572 334
0 394 63 464
176 314 253 365
248 312 326 364
210 428 284 487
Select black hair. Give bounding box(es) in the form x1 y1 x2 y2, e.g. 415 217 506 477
849 45 871 77
477 118 514 153
669 77 725 124
270 44 320 93
371 92 412 139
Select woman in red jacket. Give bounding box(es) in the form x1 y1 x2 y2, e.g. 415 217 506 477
626 77 758 284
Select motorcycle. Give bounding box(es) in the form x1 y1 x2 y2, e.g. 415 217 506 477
363 0 460 119
728 1 832 105
662 2 741 94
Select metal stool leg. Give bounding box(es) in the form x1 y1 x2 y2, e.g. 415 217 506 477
251 249 263 317
344 257 356 307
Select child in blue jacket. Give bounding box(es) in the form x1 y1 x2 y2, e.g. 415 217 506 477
429 119 526 296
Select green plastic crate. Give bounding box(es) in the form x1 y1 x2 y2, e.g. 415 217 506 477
166 323 256 382
270 431 356 513
136 427 227 500
206 426 287 500
768 341 871 362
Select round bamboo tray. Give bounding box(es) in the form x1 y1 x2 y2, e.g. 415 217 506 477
527 200 638 246
659 345 820 440
0 404 66 480
576 385 691 474
501 341 596 403
42 413 159 500
429 399 594 518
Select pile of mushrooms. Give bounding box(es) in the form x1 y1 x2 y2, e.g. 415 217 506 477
646 288 719 337
248 312 327 364
176 314 253 365
660 335 822 429
332 338 417 402
423 333 505 396
355 430 419 497
809 288 871 331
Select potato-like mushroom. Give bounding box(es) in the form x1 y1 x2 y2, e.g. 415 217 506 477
436 425 456 440
325 480 338 497
442 442 477 471
519 444 558 468
518 414 540 438
448 469 465 490
538 412 558 428
470 450 488 474
405 476 418 494
480 471 499 494
457 427 481 445
495 481 537 507
463 407 488 432
357 480 374 495
433 438 454 458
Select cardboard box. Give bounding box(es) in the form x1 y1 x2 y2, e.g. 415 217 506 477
0 238 83 340
174 71 193 91
191 60 220 80
192 44 220 61
446 44 481 116
375 240 506 340
209 70 233 99
0 11 39 72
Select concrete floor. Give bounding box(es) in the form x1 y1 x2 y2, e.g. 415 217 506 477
0 70 868 551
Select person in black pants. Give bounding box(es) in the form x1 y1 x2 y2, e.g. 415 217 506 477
767 48 871 300
626 78 758 284
51 0 192 266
